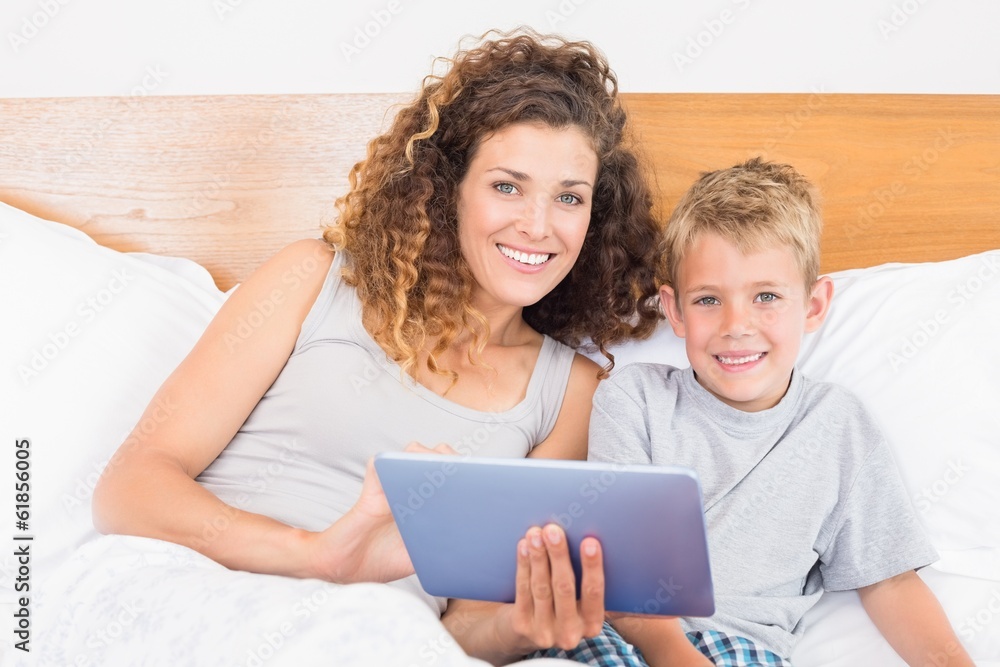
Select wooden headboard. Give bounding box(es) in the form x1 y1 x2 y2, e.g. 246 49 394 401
2 93 998 291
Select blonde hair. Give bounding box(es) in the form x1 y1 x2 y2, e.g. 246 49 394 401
323 29 661 383
660 157 822 293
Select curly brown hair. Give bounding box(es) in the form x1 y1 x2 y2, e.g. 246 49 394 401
323 29 661 381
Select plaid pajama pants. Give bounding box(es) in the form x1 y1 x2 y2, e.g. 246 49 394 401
527 622 791 667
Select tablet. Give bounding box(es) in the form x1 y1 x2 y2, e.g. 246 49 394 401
374 452 714 616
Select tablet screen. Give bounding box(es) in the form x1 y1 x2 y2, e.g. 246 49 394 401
374 453 714 616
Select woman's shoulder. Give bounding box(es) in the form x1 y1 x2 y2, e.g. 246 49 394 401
225 239 338 338
243 239 336 301
536 336 601 387
262 238 337 285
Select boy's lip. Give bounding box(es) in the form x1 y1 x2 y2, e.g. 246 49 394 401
713 351 767 368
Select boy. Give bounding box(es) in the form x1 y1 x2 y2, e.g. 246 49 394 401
587 159 973 666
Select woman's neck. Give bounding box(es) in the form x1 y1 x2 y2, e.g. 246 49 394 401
471 302 537 348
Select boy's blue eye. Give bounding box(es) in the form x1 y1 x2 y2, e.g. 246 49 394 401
755 293 779 303
496 182 516 195
695 296 720 306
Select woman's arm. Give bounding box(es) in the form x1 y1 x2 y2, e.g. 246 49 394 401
528 353 601 461
92 239 411 583
859 570 974 666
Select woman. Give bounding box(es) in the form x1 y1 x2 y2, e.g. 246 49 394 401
91 29 661 664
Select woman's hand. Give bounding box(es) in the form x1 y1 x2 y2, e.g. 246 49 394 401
503 523 606 654
306 442 457 584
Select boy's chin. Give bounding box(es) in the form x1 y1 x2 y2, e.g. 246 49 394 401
695 372 791 411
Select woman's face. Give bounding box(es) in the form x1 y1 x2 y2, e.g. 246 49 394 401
456 122 598 315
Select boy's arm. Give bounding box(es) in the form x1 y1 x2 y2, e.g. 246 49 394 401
610 616 712 667
859 570 974 667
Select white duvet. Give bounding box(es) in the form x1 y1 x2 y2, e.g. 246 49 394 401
14 534 1000 666
16 535 492 667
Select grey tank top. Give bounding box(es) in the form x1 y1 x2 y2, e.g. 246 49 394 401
197 250 577 613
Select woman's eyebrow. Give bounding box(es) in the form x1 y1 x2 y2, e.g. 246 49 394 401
486 167 594 190
487 167 530 181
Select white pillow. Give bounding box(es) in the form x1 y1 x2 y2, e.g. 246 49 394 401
0 203 226 589
596 249 1000 580
800 253 1000 579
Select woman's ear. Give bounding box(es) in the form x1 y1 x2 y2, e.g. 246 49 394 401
804 276 834 333
660 285 686 338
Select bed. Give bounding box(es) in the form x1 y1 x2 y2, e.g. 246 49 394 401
2 92 999 666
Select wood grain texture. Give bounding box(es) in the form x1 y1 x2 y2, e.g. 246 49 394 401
2 93 998 290
624 94 1000 274
0 93 410 290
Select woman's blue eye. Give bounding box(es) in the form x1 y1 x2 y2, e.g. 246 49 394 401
695 296 720 306
559 193 581 205
496 183 516 195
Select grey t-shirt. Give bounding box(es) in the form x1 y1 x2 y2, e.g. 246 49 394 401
589 364 938 659
196 250 577 614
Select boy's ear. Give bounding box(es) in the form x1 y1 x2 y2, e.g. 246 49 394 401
659 285 687 338
804 276 834 333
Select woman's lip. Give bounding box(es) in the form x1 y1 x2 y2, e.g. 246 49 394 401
496 246 552 273
496 242 554 256
495 244 555 273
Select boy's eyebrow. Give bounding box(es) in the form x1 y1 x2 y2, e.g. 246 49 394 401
684 280 790 294
684 284 719 295
487 167 593 190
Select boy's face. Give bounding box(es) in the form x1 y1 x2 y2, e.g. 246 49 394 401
660 232 833 412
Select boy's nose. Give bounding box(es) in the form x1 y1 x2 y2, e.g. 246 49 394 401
721 303 755 337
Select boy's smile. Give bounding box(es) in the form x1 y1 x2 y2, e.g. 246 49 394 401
660 232 832 412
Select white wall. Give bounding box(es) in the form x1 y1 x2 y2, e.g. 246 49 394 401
2 0 999 98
